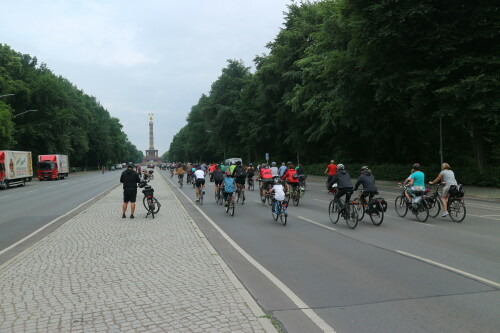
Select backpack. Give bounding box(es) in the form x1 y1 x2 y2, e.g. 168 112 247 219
449 184 464 198
235 166 246 178
291 171 298 179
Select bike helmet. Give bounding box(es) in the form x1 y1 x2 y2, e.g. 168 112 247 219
249 163 253 166
361 165 369 172
127 162 134 168
271 162 276 166
337 163 345 170
412 163 421 170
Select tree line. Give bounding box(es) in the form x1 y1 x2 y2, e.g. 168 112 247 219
168 0 499 181
0 44 143 168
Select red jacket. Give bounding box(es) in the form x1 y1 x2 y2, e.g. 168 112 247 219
260 167 272 179
282 168 298 183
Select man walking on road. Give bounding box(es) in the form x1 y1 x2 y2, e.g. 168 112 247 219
120 162 141 219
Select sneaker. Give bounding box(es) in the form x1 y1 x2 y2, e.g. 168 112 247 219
196 199 200 202
202 190 205 195
442 212 449 217
130 214 135 219
122 213 126 218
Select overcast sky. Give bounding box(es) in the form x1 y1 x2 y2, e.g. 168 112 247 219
0 0 291 155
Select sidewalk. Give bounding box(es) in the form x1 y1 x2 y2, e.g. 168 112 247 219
306 175 500 201
0 176 276 332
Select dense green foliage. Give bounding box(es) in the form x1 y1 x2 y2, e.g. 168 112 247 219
0 44 143 167
169 0 499 183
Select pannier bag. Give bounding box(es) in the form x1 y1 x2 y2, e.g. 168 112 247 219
375 197 388 212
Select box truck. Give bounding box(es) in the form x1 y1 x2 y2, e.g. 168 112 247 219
37 155 69 180
0 150 33 189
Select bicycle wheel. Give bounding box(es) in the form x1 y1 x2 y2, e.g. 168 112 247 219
370 202 384 226
153 197 161 213
259 188 265 203
229 199 235 216
280 212 287 226
292 191 300 206
241 191 245 205
395 196 408 217
448 198 466 222
345 204 359 229
328 200 340 224
199 194 203 206
148 198 155 219
143 196 149 210
353 199 365 221
426 197 441 218
272 202 279 221
267 193 273 206
415 203 429 222
236 189 241 203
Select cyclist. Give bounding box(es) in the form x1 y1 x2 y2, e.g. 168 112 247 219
259 163 274 203
176 164 185 184
232 161 246 202
282 164 299 193
246 163 255 189
328 163 353 208
213 165 224 196
270 162 279 180
268 178 286 213
191 165 197 184
229 162 237 175
353 166 378 204
279 162 287 177
405 163 425 203
429 162 458 217
220 163 226 173
194 166 206 202
325 160 337 190
209 163 217 182
222 172 235 207
296 164 306 186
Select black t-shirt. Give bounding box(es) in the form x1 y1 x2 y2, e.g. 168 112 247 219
120 169 141 190
212 170 224 182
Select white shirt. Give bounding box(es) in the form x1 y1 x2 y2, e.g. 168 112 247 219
271 167 279 177
194 170 205 179
273 184 285 201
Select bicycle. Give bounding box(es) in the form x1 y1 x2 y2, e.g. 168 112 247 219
139 180 160 218
286 184 300 206
247 177 255 191
395 183 429 222
225 192 235 216
215 184 223 205
423 184 442 218
178 174 184 188
351 191 385 226
298 175 307 197
236 182 246 205
271 196 288 226
328 195 358 229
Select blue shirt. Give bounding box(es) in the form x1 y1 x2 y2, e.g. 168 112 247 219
410 171 425 187
279 166 287 177
223 177 235 193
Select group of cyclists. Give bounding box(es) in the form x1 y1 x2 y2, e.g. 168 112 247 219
165 158 463 222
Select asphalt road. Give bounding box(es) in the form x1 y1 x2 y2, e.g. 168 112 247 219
162 170 500 333
0 170 120 254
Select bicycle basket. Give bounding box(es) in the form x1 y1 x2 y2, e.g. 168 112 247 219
142 186 154 196
375 197 387 212
367 199 378 213
449 184 464 198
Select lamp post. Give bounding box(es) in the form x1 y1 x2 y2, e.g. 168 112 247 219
0 94 14 99
13 110 38 118
439 115 443 166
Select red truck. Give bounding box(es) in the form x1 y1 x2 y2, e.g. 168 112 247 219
0 150 33 189
37 155 69 180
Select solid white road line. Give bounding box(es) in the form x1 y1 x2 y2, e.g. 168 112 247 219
297 216 336 231
396 251 500 289
167 177 337 333
0 183 119 258
468 214 500 221
314 198 330 204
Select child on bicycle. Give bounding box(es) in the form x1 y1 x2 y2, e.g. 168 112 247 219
268 179 286 213
222 172 235 207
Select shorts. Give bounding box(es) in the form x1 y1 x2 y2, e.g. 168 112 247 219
235 177 246 185
214 179 223 185
123 189 137 203
287 181 299 188
196 178 206 187
261 178 273 189
443 184 456 196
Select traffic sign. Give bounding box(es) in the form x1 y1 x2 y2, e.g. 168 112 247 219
265 153 269 160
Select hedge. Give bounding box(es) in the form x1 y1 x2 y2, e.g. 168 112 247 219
302 163 500 188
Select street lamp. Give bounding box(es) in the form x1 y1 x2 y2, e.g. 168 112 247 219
0 94 14 99
13 110 38 118
439 115 443 166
